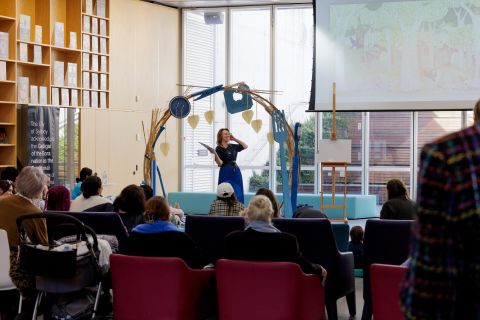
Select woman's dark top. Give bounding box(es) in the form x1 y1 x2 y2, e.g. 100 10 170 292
224 228 323 276
215 144 244 166
380 196 415 220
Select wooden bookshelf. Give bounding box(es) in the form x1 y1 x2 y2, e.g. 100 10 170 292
0 0 110 168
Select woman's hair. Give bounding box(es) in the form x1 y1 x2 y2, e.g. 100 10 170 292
15 166 49 199
82 176 102 199
474 99 480 123
46 186 71 211
256 188 279 218
350 226 364 243
144 196 170 222
113 184 145 215
242 195 274 222
76 167 93 183
0 179 12 194
216 128 229 145
386 179 409 200
139 184 154 201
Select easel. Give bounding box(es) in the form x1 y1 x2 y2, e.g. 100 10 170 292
320 82 348 223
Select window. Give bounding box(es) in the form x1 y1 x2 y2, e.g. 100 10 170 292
57 108 80 189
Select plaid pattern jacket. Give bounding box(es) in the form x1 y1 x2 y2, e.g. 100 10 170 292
208 199 244 216
400 124 480 319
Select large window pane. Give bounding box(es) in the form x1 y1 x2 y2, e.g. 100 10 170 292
57 108 79 189
417 111 462 152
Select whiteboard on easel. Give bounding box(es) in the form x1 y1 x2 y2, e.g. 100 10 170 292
316 139 352 163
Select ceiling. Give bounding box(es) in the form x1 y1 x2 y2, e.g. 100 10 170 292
144 0 311 8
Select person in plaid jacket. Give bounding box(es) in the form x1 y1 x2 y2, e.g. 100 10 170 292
209 182 244 216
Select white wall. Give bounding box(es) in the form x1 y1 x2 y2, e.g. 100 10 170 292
80 0 180 197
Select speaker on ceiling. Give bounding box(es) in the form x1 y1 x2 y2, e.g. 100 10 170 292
204 12 224 25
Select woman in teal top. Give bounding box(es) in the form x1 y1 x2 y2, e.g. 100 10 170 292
71 167 92 200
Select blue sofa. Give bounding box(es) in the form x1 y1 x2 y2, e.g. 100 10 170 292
168 192 378 219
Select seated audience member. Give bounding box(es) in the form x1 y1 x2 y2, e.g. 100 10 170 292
70 176 113 212
209 182 244 216
255 187 281 217
0 166 18 183
140 183 184 226
71 167 93 200
380 179 415 220
225 195 327 284
127 196 205 268
0 166 49 299
113 184 146 232
348 226 364 269
0 180 13 196
293 205 328 219
46 185 71 211
139 183 154 201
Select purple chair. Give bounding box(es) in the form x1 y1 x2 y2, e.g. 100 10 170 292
272 218 355 320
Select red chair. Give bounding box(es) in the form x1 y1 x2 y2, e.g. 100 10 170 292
110 254 215 320
216 259 326 320
370 263 408 320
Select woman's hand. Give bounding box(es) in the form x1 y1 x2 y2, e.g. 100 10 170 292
320 267 328 286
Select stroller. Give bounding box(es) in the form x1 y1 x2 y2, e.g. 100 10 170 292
16 213 104 319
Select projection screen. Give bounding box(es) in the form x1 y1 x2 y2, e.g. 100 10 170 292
310 0 480 111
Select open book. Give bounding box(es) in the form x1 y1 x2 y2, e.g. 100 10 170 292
199 142 216 154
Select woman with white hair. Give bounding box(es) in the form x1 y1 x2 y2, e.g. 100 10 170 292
0 166 49 298
224 195 327 284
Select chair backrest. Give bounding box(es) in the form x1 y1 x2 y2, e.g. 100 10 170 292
363 219 413 315
216 259 325 320
331 223 350 252
0 229 15 290
47 211 129 252
370 264 407 320
184 215 245 262
110 254 215 320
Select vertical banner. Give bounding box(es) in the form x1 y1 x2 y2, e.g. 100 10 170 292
27 106 59 184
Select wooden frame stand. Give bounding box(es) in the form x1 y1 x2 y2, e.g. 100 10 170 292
320 161 348 223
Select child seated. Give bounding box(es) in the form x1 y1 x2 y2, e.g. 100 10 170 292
348 226 364 269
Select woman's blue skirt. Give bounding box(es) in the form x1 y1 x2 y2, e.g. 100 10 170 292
219 165 244 204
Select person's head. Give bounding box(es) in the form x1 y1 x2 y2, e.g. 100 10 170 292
216 128 231 145
350 226 364 243
46 186 71 211
144 196 170 222
242 195 274 222
216 182 238 205
0 167 19 182
114 184 145 215
15 166 49 200
139 184 154 201
256 188 279 218
474 99 480 123
77 167 93 183
0 180 13 196
82 176 102 199
386 179 409 200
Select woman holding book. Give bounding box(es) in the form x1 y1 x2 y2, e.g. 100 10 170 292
212 128 248 204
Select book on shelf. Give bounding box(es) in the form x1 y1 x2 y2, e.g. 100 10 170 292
33 45 42 64
91 36 98 53
54 22 65 48
100 74 107 90
86 0 93 15
100 20 107 36
35 25 42 44
83 90 90 107
53 61 64 86
92 17 98 35
97 0 106 17
100 92 106 108
67 63 77 87
91 91 98 108
100 38 107 54
82 34 90 51
71 89 78 107
61 88 69 106
39 86 47 105
19 43 28 62
0 32 8 59
17 76 29 104
0 128 7 144
83 15 91 33
30 85 38 104
70 32 77 49
19 15 30 42
82 72 90 89
100 56 107 73
91 54 98 71
51 87 59 105
91 73 98 90
83 53 90 70
0 61 6 81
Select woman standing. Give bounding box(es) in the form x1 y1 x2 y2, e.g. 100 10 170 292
213 128 248 204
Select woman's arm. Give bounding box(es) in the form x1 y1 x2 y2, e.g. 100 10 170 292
213 150 223 166
230 134 248 150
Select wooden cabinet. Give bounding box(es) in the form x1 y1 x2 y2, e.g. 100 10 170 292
0 0 109 168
